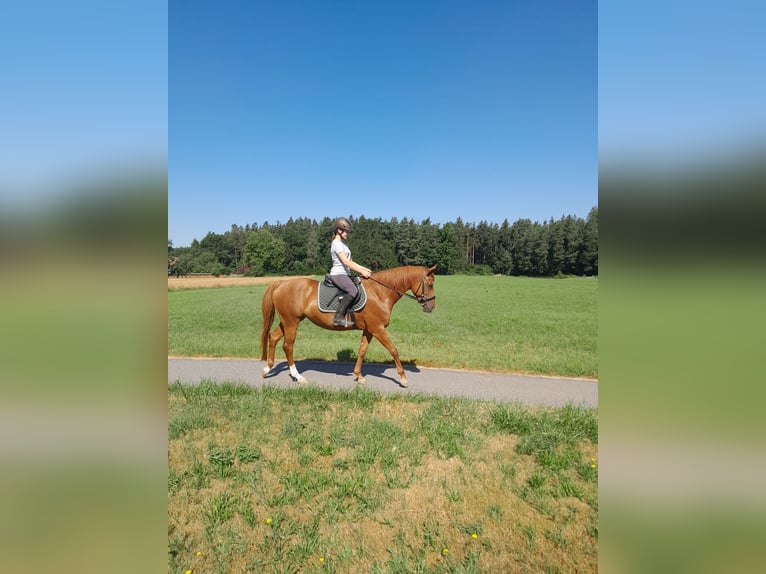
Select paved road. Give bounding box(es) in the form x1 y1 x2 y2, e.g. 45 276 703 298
168 357 597 408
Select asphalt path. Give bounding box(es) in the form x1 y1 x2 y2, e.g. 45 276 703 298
168 357 597 408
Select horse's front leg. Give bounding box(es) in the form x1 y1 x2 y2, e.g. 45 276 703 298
354 331 374 384
371 328 408 388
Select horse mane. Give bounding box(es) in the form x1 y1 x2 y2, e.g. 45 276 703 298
372 266 421 293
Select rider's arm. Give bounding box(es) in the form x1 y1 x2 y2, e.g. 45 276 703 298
337 252 371 278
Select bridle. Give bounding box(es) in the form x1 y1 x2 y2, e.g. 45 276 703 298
364 269 436 309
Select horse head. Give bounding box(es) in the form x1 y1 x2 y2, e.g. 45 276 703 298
417 265 437 313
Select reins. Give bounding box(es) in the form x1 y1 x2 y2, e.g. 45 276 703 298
360 270 436 308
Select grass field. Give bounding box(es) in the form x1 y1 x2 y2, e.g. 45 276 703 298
168 275 597 379
168 274 598 572
168 382 598 574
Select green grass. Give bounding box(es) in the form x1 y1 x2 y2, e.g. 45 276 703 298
168 382 598 573
168 275 597 378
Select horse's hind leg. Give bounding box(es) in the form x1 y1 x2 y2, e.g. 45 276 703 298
262 323 285 377
281 322 306 383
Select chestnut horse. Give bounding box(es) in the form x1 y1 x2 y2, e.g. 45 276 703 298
260 265 437 387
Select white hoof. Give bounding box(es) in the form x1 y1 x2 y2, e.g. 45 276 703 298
288 364 306 383
262 366 271 377
400 379 409 388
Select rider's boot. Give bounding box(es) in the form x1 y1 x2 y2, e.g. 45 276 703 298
333 294 355 327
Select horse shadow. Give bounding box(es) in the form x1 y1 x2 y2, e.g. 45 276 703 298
266 349 421 387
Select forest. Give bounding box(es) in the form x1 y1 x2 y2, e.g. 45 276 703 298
168 207 597 278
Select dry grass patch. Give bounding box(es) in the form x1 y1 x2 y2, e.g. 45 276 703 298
168 383 598 573
168 275 306 290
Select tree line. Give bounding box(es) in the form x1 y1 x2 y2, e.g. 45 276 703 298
168 207 597 278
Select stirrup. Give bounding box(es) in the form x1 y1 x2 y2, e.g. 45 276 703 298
333 318 354 327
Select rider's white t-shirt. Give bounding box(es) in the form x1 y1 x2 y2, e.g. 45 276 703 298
330 238 352 276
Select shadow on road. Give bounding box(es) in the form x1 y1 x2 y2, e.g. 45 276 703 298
264 357 421 388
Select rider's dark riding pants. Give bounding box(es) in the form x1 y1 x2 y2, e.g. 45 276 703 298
329 274 358 299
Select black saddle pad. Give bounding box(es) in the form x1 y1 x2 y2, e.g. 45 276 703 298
318 276 367 313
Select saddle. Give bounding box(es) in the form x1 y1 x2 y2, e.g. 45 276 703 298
317 275 368 313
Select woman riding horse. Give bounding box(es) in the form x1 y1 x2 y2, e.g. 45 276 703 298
261 264 437 387
328 217 372 327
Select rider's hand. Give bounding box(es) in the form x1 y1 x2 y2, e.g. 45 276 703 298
360 267 372 279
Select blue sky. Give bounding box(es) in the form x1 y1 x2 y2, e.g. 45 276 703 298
2 2 762 249
0 1 167 197
169 0 597 247
599 0 766 168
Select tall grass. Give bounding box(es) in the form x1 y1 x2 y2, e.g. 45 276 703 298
168 275 597 378
168 382 598 573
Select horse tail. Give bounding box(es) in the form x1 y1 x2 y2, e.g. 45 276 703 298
260 281 279 360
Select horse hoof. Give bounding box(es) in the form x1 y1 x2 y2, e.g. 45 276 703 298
291 375 307 384
355 375 366 384
400 379 409 388
262 366 271 378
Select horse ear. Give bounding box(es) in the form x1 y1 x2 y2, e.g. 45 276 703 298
427 265 437 275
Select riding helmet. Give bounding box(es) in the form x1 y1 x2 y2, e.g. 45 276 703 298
334 217 352 233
